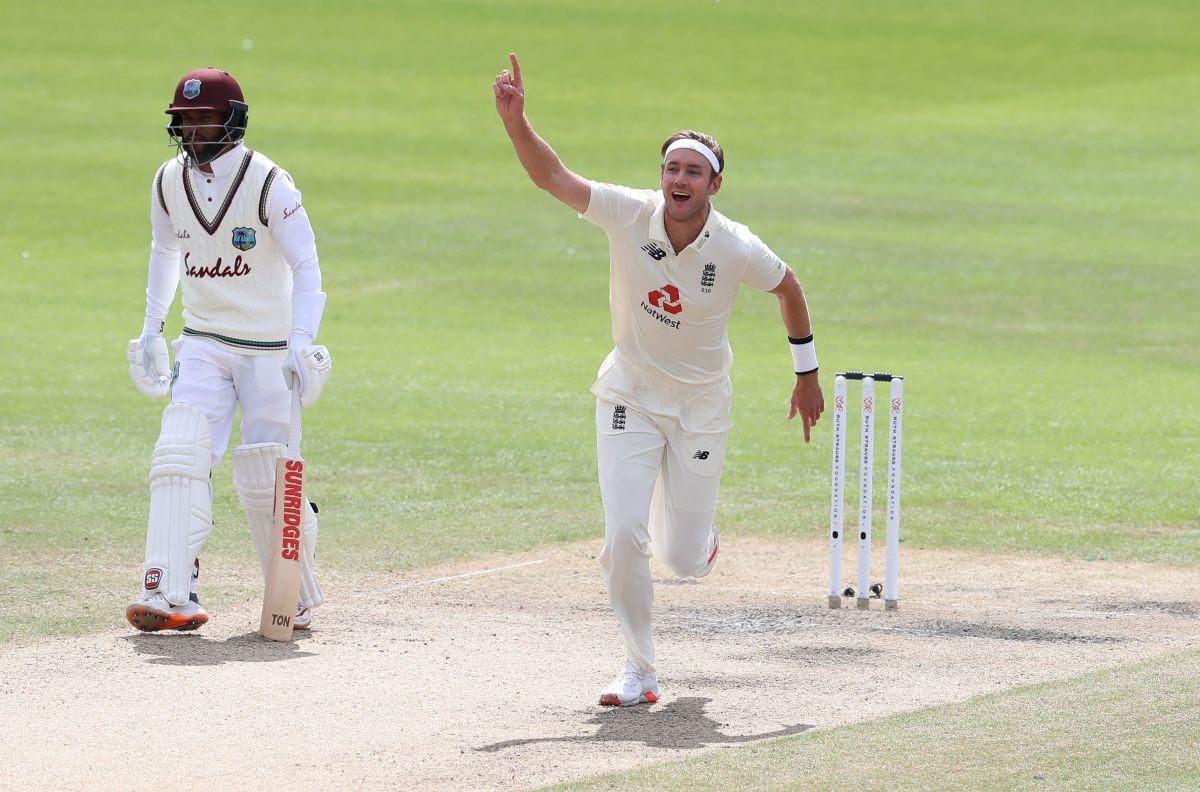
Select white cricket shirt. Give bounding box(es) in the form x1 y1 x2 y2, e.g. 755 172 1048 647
581 182 788 385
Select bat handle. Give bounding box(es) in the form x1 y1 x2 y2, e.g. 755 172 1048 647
288 376 303 456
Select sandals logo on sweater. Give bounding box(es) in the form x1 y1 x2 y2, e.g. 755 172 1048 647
183 251 251 279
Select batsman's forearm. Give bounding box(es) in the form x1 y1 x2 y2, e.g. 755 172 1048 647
144 248 180 334
145 195 181 332
504 115 566 190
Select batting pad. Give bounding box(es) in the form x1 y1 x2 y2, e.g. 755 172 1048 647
232 443 324 609
232 443 283 582
297 500 323 609
146 403 213 605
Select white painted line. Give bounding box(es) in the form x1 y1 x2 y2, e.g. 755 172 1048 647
1038 611 1113 620
355 559 547 597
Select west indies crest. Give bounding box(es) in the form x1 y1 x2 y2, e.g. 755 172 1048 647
231 227 256 251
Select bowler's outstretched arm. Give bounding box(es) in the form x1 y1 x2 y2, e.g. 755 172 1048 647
493 53 591 214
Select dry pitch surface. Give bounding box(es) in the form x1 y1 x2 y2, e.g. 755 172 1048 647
2 538 1198 791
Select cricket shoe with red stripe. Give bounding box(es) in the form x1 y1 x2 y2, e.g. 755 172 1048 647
694 532 720 579
294 604 312 631
599 661 660 707
126 592 209 632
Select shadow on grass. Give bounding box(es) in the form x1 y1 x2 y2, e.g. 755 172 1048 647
121 631 316 666
476 696 813 753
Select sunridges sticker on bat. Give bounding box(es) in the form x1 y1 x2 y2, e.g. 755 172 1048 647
260 385 304 640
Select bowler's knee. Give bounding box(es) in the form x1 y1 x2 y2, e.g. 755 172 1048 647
600 518 650 572
661 547 707 579
659 515 716 578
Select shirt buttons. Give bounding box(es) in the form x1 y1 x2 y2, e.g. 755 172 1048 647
207 197 213 202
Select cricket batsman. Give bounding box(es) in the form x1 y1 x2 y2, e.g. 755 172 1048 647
125 68 332 632
493 54 824 706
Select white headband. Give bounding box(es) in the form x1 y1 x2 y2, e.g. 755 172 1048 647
663 139 722 175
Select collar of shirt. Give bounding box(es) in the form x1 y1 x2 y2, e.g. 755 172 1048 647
649 194 721 265
192 141 247 180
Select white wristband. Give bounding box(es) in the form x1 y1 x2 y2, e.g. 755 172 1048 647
789 334 818 375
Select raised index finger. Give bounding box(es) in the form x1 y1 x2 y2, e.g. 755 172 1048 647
509 53 522 85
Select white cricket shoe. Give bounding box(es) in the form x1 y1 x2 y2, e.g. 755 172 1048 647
126 592 209 633
599 661 660 707
294 604 313 631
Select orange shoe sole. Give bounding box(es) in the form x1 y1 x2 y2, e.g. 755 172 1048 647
126 605 209 633
599 690 658 707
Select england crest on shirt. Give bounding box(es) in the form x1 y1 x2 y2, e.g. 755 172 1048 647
231 227 256 251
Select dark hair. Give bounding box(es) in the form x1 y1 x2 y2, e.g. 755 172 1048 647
660 130 724 177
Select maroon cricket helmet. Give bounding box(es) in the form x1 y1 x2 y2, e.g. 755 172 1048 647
164 67 250 164
166 68 245 115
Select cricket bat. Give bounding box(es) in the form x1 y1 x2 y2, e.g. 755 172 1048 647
260 385 304 640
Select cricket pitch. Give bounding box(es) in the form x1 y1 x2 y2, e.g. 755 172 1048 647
2 538 1197 790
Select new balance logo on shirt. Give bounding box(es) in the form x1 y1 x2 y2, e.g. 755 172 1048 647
692 450 710 460
641 243 667 261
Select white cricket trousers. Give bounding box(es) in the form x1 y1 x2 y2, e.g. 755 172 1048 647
593 351 730 674
170 336 292 461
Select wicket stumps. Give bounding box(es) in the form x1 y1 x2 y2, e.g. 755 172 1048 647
828 372 904 610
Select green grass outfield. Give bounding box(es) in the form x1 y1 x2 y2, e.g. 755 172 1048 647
1 0 1197 785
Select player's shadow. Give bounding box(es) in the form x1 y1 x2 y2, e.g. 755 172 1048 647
476 696 812 753
121 631 316 666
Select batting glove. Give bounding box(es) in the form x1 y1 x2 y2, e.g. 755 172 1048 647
127 334 172 398
282 336 332 408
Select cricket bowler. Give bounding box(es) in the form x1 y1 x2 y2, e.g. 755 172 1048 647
493 54 824 706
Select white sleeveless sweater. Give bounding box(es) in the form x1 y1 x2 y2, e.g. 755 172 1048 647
156 150 292 355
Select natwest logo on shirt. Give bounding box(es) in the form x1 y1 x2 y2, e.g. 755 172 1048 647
647 284 682 315
641 283 683 330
